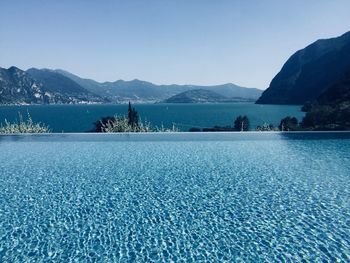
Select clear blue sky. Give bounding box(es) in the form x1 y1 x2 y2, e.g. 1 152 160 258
1 0 350 89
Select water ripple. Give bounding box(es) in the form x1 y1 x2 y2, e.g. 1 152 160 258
0 139 349 262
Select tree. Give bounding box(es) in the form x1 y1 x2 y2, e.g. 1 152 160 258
234 115 250 131
128 102 139 127
279 116 299 131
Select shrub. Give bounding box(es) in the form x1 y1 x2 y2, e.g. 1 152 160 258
0 112 51 134
256 123 277 131
91 116 116 132
279 116 299 131
96 115 179 133
92 102 180 133
99 116 151 132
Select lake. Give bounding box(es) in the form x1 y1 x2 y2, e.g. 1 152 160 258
0 133 349 261
0 103 304 132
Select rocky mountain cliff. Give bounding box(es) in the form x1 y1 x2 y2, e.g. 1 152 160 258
0 66 45 104
0 67 104 105
256 31 350 104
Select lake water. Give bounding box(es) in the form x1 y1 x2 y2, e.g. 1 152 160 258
0 133 349 262
0 103 304 132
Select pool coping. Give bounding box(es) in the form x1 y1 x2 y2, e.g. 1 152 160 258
0 131 350 135
1 131 350 142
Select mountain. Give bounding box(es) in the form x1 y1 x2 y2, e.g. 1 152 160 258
0 66 46 104
54 69 113 96
0 66 105 105
27 68 89 94
316 71 350 106
163 89 255 103
26 68 105 103
56 69 262 103
301 70 350 130
256 31 350 104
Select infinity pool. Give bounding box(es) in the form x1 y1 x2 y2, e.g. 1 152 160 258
0 133 349 262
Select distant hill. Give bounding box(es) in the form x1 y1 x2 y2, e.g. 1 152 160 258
163 89 255 103
56 69 262 103
202 83 262 99
256 31 350 104
55 69 187 103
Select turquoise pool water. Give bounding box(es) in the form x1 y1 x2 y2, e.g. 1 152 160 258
0 133 349 262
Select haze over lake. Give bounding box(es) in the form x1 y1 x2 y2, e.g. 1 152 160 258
0 103 304 132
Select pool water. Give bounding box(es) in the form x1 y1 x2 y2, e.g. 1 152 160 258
0 133 349 262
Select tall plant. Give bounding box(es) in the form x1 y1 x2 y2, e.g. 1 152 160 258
0 112 51 134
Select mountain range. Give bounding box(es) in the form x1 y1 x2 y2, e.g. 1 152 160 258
163 89 256 103
57 69 262 103
256 31 350 105
0 67 262 105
